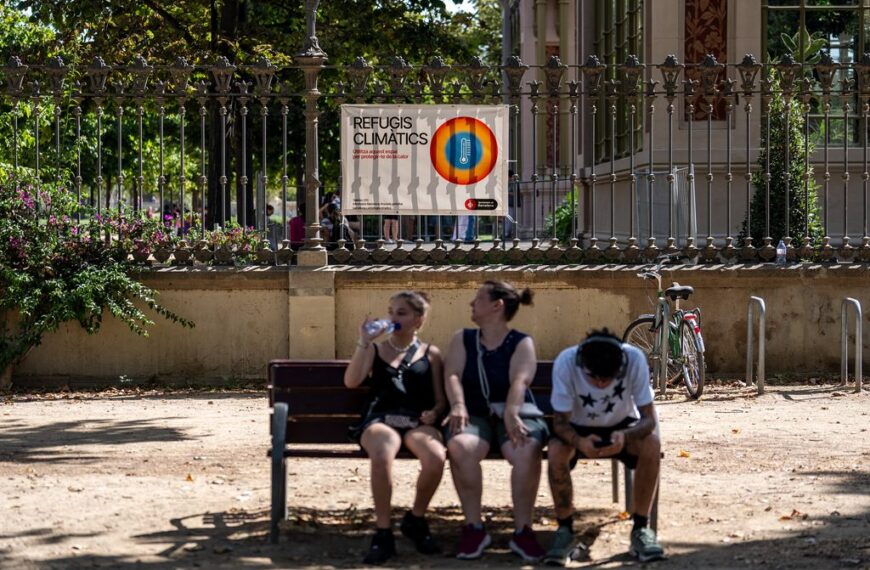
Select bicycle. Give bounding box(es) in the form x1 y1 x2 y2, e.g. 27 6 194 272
622 257 706 399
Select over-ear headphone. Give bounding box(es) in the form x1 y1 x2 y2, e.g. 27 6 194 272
575 335 627 378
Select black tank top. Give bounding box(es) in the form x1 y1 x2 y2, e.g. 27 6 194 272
367 344 435 415
460 328 535 417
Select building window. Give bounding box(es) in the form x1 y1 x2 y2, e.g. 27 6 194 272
763 0 869 146
593 0 644 163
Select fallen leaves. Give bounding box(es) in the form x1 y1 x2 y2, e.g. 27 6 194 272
779 509 808 521
731 428 740 434
678 450 691 458
618 511 630 520
185 473 193 482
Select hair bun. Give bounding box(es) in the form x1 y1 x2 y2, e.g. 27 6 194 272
414 291 431 304
519 288 535 305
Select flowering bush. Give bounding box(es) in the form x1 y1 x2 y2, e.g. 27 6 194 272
198 221 267 264
100 211 181 259
0 177 194 378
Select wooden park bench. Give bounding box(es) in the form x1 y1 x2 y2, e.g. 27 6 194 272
267 359 659 543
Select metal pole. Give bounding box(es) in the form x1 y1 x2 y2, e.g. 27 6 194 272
298 0 327 257
746 296 766 395
841 298 863 393
658 297 670 396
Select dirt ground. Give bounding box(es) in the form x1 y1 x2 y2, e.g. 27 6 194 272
0 382 868 570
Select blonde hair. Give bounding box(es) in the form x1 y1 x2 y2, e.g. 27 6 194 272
390 290 431 318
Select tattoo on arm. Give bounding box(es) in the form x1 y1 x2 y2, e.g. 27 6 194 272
622 404 656 442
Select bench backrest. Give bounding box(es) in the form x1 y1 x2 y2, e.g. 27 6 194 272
268 359 555 445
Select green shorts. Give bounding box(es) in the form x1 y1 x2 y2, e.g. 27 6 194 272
444 414 550 448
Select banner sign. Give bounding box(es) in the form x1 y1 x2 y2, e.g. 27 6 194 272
341 104 508 215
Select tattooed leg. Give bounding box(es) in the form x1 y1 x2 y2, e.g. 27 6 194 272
547 438 576 519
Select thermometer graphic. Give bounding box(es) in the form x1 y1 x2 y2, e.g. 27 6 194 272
459 138 471 165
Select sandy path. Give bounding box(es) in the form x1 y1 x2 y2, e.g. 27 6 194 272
0 384 867 569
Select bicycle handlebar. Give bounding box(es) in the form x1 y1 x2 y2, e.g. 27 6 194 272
636 253 683 279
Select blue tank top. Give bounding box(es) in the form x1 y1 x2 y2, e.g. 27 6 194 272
460 328 535 417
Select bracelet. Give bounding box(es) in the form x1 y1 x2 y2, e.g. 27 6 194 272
356 339 370 350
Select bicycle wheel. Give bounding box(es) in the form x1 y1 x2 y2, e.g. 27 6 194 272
679 320 706 399
623 317 681 388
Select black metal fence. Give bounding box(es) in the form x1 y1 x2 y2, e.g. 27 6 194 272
4 46 870 265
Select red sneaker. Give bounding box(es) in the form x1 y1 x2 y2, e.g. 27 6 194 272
456 523 491 560
509 525 545 562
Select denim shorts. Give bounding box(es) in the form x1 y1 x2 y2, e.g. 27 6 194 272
444 414 550 448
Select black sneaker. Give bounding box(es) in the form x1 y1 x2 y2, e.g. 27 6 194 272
363 529 396 565
400 511 441 555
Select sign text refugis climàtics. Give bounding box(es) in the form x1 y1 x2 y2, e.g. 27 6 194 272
352 115 430 145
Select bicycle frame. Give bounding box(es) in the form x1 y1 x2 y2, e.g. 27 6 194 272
640 258 704 395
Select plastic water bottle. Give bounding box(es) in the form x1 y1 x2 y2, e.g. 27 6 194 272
364 319 401 336
775 239 787 266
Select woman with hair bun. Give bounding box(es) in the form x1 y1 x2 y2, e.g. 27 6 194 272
344 290 447 565
442 280 549 562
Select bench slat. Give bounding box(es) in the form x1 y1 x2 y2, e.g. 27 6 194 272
269 360 554 390
274 387 555 416
285 417 355 444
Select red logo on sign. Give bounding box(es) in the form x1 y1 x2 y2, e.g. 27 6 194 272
465 199 477 210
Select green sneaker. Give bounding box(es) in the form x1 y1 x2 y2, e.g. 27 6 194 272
543 526 587 566
630 527 665 562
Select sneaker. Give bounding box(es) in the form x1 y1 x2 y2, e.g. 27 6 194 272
363 530 396 565
456 523 491 560
543 525 582 567
509 525 546 563
629 526 665 562
400 511 441 555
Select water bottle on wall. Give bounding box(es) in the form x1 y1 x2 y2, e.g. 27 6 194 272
775 239 787 266
364 319 401 336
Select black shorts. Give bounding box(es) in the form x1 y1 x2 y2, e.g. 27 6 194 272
350 411 426 447
559 417 640 470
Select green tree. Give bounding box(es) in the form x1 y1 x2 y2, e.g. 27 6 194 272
741 27 825 251
4 0 499 226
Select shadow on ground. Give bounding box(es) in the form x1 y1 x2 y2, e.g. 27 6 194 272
3 495 867 569
655 384 862 405
0 417 190 463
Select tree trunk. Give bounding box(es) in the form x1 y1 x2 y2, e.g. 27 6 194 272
0 364 11 391
234 112 254 228
205 0 244 230
207 103 232 229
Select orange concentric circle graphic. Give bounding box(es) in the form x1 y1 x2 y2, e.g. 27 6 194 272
430 117 498 185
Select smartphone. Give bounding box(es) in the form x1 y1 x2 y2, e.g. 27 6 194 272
593 438 612 448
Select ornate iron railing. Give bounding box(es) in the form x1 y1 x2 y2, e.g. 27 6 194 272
4 42 870 265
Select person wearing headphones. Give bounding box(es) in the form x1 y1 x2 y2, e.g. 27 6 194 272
544 329 664 565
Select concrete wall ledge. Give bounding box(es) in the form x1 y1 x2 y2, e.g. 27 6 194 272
10 264 870 387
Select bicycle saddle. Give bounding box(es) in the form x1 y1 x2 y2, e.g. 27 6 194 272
665 283 694 301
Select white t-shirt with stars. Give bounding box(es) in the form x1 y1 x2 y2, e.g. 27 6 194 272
550 343 654 427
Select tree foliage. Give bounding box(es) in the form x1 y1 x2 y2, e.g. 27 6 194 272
742 27 825 248
2 1 501 225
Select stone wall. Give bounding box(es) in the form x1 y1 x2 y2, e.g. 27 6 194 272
12 264 870 386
